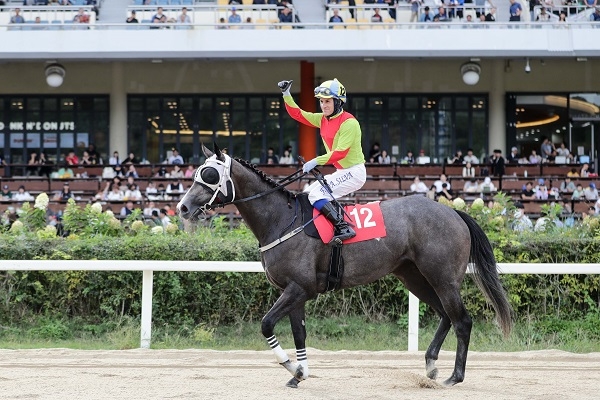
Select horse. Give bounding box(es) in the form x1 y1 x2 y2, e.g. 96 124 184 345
177 144 513 388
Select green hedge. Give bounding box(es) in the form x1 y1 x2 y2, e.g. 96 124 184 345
1 195 599 327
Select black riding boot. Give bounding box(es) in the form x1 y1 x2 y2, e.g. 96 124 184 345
320 201 355 244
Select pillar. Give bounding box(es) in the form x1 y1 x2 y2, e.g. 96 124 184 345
109 62 127 157
298 61 316 159
488 59 506 155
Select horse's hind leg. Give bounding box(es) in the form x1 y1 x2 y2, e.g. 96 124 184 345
261 281 310 387
394 268 451 381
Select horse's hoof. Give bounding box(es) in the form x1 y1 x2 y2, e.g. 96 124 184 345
426 367 438 380
286 377 300 388
442 376 462 387
294 364 305 380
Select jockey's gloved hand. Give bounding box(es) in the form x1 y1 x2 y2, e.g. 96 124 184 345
302 158 318 173
277 80 293 96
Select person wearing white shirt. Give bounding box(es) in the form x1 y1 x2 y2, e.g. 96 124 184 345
12 186 34 202
168 149 184 165
463 148 479 164
410 177 428 193
108 151 120 166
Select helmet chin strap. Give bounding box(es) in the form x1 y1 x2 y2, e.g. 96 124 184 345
327 98 344 119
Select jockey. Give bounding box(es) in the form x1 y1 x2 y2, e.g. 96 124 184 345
278 78 366 244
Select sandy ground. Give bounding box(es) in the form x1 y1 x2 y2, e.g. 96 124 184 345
0 348 599 400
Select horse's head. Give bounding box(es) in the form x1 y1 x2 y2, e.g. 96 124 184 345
177 143 235 221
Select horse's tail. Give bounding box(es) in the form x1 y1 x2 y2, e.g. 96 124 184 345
455 210 513 337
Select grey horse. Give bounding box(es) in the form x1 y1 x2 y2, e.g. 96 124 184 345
177 144 513 388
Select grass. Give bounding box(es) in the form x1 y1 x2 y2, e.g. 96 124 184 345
1 315 600 352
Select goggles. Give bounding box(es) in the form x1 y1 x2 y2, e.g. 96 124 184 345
314 86 334 97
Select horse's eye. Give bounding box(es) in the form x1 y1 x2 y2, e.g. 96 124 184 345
200 167 220 184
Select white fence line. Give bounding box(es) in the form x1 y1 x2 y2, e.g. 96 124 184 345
2 261 600 349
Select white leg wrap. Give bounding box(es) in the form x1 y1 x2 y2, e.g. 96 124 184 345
296 349 309 379
266 335 289 364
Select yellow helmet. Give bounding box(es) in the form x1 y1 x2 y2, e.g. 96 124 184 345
314 78 347 103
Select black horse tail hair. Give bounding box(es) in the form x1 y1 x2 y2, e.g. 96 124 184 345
455 210 513 338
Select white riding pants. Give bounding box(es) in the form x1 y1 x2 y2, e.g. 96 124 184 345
305 163 367 205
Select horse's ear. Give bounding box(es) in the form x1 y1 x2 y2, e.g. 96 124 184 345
202 144 214 159
213 142 223 160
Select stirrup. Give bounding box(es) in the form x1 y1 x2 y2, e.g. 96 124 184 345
329 227 356 245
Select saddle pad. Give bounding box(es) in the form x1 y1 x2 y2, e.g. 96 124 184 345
313 202 387 244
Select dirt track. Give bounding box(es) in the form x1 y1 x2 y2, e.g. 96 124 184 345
0 349 598 400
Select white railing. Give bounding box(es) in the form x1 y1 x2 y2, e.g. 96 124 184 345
1 260 600 350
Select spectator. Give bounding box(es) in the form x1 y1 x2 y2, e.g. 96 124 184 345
559 177 576 194
65 150 79 165
1 185 12 200
403 150 415 164
39 152 54 177
463 178 479 194
490 149 505 177
184 164 195 178
109 151 120 166
434 6 448 21
329 8 344 28
558 11 567 22
150 210 163 226
536 7 550 21
485 7 496 21
166 180 184 199
126 10 138 23
279 6 294 24
378 150 391 164
120 201 137 217
122 152 139 165
581 163 590 178
448 150 463 164
160 209 171 227
416 149 429 164
10 8 25 24
592 7 600 21
168 149 184 165
535 182 549 200
279 149 294 164
143 201 160 217
433 174 451 193
521 181 536 200
152 7 167 27
155 165 168 178
528 150 540 164
124 184 143 201
512 203 533 232
228 7 242 24
463 148 479 164
572 184 584 200
27 152 40 176
371 8 383 22
177 7 191 24
170 164 184 178
55 182 74 201
420 6 433 22
242 16 254 28
410 0 422 22
509 0 522 21
217 17 229 29
368 143 381 163
264 147 279 164
507 146 519 163
80 151 95 165
462 161 476 178
410 176 428 193
146 180 161 200
478 177 496 194
73 8 90 24
540 137 556 161
105 182 124 201
567 167 579 178
113 165 126 179
12 185 34 201
438 183 453 200
125 164 139 179
584 182 598 201
556 142 573 162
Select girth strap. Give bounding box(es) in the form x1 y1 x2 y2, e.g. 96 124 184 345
325 242 345 292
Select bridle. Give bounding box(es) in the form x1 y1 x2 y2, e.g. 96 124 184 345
193 153 305 212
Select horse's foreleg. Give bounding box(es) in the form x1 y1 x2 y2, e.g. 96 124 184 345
261 282 309 387
438 292 472 387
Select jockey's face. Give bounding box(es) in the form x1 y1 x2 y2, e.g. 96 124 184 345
320 98 335 116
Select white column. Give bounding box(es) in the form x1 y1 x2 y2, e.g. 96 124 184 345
488 59 506 154
408 292 419 351
109 62 127 157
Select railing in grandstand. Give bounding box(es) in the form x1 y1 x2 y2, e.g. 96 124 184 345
1 4 599 30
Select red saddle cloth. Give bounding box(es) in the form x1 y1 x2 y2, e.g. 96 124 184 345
313 201 387 244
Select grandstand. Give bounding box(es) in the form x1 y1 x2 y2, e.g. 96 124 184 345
0 0 600 221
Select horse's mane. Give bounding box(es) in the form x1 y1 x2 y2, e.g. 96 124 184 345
234 157 293 196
